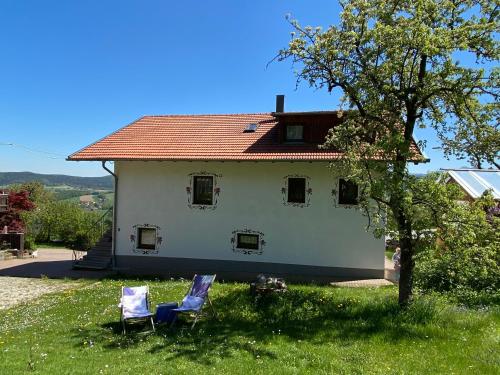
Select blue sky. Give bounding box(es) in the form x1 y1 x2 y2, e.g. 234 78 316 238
0 0 467 177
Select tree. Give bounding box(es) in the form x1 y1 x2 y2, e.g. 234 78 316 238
0 190 35 232
411 180 499 305
277 0 499 305
12 183 104 250
438 114 500 168
11 181 54 205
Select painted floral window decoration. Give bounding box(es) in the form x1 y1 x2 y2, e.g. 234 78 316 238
130 223 162 255
231 229 265 255
281 175 312 207
187 171 222 210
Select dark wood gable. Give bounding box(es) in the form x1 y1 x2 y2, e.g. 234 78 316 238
274 112 344 145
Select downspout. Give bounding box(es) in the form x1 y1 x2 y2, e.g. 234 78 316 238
102 161 117 269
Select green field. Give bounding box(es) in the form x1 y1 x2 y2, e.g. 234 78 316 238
57 189 113 210
0 280 498 374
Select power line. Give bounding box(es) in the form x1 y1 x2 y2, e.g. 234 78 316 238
0 142 66 160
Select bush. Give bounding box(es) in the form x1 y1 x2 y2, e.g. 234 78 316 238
21 200 105 250
23 236 36 251
415 244 500 306
411 187 500 306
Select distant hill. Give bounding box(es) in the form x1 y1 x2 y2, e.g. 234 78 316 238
0 172 113 190
412 173 426 179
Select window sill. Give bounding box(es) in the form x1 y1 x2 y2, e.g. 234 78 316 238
189 203 216 210
337 203 359 208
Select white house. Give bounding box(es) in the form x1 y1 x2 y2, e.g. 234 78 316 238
69 96 425 281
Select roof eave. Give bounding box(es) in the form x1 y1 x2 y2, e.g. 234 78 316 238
67 156 427 162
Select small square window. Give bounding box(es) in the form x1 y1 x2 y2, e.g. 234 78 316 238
193 176 214 205
288 178 306 203
138 227 156 250
286 125 304 142
237 233 259 250
338 179 359 205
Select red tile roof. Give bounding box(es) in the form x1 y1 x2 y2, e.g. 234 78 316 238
68 113 426 162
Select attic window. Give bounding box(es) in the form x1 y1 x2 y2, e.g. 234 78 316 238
286 125 304 142
244 123 258 133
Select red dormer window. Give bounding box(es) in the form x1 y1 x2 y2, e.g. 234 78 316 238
285 125 304 142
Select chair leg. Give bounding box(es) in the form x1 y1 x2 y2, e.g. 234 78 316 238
169 314 178 329
207 297 217 319
191 312 200 329
122 319 126 335
150 316 156 332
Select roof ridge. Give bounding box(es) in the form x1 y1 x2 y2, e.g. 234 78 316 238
143 112 273 118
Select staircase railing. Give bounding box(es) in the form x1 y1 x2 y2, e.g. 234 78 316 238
72 207 113 264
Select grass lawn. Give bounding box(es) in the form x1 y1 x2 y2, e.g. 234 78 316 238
0 279 498 374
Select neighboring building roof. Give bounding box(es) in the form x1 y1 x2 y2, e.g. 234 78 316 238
68 113 426 162
443 169 500 200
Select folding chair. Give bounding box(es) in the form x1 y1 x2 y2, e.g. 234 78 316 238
170 274 217 329
119 286 156 334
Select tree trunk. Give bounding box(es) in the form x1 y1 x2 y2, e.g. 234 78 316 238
396 209 414 306
391 153 415 306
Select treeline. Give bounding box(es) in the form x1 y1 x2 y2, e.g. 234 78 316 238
0 172 113 190
52 189 92 201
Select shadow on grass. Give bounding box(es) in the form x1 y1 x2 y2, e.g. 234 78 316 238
72 286 445 364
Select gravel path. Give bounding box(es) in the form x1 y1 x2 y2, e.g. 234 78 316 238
0 277 80 310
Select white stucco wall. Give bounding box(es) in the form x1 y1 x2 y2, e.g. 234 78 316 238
114 161 384 271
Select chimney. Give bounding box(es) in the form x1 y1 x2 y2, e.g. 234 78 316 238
275 95 285 113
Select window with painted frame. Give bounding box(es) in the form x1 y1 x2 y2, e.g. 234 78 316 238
137 227 157 250
192 176 214 205
338 178 359 205
236 233 260 250
287 177 306 204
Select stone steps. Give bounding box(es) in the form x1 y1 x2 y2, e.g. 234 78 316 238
73 230 112 270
